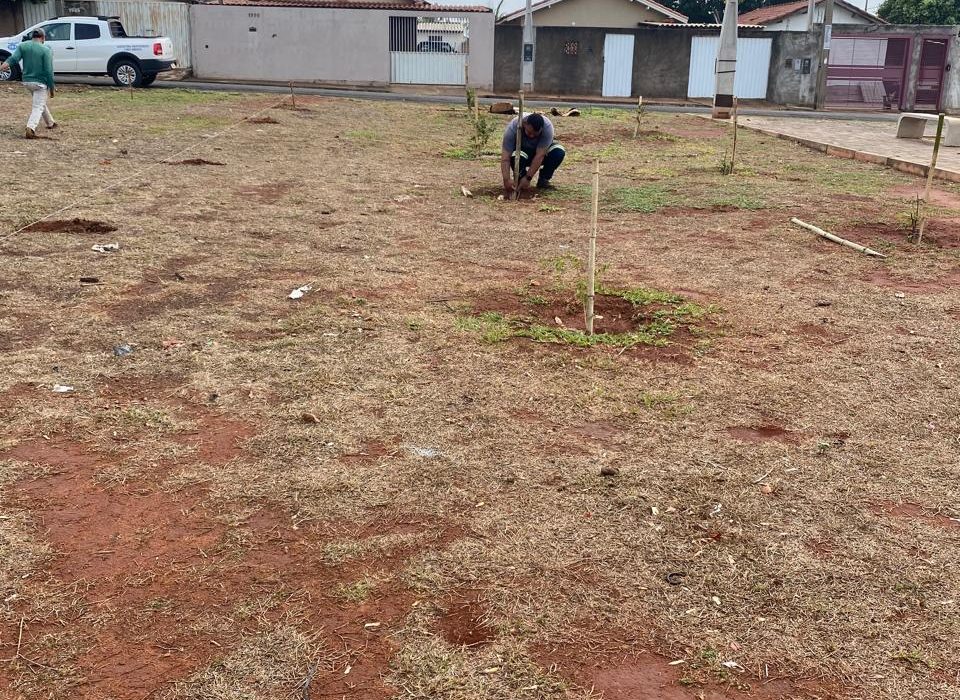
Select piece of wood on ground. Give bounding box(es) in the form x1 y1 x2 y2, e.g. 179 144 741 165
790 218 887 258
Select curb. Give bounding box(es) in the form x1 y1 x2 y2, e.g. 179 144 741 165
737 122 960 184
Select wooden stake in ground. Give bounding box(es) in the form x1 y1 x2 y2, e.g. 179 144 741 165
730 96 739 170
633 95 643 138
585 158 600 334
289 81 296 109
513 91 524 201
790 218 887 258
917 113 945 245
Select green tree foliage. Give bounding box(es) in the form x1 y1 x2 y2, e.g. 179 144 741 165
877 0 960 24
665 0 767 24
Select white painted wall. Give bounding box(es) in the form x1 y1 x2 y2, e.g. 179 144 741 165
763 5 875 30
190 6 494 88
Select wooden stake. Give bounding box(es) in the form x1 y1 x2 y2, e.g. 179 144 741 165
790 218 887 258
585 158 600 335
633 95 643 139
730 96 739 172
289 81 296 109
513 90 524 201
917 113 945 245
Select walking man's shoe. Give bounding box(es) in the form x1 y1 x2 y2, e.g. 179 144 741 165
47 122 58 130
25 127 37 139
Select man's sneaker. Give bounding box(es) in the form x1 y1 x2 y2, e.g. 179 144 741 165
47 122 58 130
24 127 37 139
537 179 554 190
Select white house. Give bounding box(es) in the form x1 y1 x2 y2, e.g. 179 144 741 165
738 0 885 30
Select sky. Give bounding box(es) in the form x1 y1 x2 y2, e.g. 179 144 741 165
429 0 886 18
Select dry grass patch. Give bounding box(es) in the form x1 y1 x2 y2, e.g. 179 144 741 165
0 88 958 700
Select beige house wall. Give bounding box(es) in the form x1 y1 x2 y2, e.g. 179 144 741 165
506 0 679 28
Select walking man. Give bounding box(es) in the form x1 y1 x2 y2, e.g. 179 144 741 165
501 112 565 196
0 28 57 139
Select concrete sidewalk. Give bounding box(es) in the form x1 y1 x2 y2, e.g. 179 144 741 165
738 115 960 183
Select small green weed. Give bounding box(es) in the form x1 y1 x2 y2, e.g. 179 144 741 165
346 129 378 141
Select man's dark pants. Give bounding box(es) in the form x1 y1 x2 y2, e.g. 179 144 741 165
510 143 566 185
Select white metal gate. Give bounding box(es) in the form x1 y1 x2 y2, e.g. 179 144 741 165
389 16 467 86
602 33 634 97
687 36 772 99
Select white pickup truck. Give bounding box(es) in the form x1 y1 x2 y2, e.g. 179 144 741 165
0 16 176 87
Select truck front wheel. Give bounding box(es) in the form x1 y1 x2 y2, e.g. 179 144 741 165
110 59 142 87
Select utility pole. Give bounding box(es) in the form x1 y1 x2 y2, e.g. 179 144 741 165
814 0 834 110
807 0 816 29
712 0 738 119
521 0 534 92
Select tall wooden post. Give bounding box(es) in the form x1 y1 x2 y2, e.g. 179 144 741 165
513 91 524 201
918 113 945 245
585 158 600 335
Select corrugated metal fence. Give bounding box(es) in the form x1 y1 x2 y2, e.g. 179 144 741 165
20 0 191 68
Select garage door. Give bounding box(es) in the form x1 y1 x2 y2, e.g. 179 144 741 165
687 36 772 99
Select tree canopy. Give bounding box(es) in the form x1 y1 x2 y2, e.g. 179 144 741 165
877 0 960 24
664 0 768 24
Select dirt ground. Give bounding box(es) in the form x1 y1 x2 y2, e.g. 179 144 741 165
0 83 959 700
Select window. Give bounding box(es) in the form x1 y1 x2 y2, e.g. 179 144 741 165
564 41 579 56
109 20 127 38
40 23 71 41
75 23 100 40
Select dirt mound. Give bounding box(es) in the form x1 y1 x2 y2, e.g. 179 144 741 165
171 158 225 166
246 116 279 124
24 218 117 234
437 591 495 647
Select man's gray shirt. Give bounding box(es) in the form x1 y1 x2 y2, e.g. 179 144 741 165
502 113 555 155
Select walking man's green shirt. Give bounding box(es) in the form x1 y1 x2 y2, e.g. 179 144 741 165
7 40 54 91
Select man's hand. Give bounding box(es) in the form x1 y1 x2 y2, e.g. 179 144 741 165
518 176 532 191
49 88 55 98
503 178 515 195
0 62 8 72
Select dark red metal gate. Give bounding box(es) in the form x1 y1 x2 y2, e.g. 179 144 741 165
825 35 910 111
914 38 949 111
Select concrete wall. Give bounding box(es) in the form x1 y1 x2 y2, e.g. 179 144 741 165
765 5 874 31
767 27 821 107
494 23 522 92
190 5 494 88
505 0 679 28
831 23 960 112
502 25 788 101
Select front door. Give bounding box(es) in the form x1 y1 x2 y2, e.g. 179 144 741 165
35 21 76 72
73 20 107 73
915 38 948 112
602 34 634 98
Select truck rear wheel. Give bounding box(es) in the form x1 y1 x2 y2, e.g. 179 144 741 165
0 58 21 82
110 59 142 87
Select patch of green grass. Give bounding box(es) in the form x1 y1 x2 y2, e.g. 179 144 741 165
457 310 677 349
579 106 628 121
346 129 379 141
333 578 377 603
603 285 681 306
610 185 671 213
145 115 231 134
443 146 475 160
538 204 562 213
705 193 766 210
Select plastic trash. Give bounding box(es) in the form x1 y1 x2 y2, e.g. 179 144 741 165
289 284 311 300
92 243 120 253
52 384 74 393
113 344 134 357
